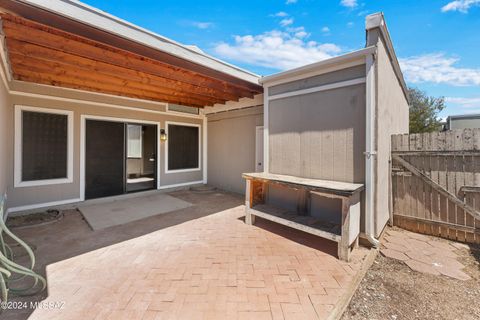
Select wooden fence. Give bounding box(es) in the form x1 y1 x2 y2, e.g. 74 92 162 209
391 129 480 244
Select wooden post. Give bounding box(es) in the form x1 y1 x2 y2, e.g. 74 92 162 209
245 179 255 225
338 197 351 262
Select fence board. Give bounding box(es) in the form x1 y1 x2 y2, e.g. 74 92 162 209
391 129 480 244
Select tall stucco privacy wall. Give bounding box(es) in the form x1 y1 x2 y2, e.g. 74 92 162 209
255 12 409 239
261 53 370 227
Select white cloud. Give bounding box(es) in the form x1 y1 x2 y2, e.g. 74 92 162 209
286 26 309 38
340 0 358 8
445 97 480 108
321 26 330 33
399 53 480 86
191 21 214 29
441 0 480 13
214 29 342 70
347 22 354 27
286 0 298 4
273 11 288 17
280 18 294 27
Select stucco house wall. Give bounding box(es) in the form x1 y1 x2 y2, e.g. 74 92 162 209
262 59 369 223
5 80 204 211
207 106 263 194
370 26 410 237
268 83 366 183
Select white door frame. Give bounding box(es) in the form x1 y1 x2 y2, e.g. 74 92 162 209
80 114 161 201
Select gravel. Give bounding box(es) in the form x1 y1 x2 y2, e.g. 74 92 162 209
342 243 480 320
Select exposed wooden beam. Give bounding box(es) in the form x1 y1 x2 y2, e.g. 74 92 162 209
12 59 210 107
1 14 259 98
9 52 223 106
7 39 240 102
0 2 262 93
14 71 205 108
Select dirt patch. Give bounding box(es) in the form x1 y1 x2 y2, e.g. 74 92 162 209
342 243 480 320
6 210 63 229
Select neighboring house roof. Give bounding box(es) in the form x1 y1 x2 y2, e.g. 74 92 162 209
447 113 480 120
446 113 480 130
14 0 260 84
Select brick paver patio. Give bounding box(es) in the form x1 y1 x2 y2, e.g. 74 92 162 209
19 193 370 320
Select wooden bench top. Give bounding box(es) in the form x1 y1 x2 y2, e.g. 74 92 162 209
242 172 364 196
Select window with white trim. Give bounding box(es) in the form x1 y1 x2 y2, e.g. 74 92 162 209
167 124 200 171
15 106 73 187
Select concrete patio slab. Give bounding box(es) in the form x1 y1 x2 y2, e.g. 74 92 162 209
4 190 373 320
78 193 192 230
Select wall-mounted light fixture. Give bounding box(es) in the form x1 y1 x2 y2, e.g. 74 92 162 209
160 129 168 141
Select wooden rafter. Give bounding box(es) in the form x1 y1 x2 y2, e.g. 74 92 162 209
0 13 263 107
10 53 223 107
9 39 238 102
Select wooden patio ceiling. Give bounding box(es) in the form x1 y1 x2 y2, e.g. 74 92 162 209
0 13 263 108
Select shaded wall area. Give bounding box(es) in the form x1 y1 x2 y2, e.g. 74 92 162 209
0 77 9 200
374 38 410 236
207 106 263 194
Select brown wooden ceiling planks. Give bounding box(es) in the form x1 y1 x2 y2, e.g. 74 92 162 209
8 39 239 103
14 70 205 108
0 13 262 107
12 61 214 107
0 0 262 94
9 51 224 106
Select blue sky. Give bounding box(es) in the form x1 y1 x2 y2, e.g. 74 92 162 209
82 0 480 118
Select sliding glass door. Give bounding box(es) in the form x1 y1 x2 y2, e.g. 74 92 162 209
85 120 125 200
85 119 157 200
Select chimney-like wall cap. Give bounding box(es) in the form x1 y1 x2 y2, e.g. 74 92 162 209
365 12 385 30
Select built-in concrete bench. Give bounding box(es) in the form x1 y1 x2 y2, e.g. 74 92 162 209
242 172 364 261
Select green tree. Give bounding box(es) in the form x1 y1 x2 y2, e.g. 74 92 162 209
408 87 446 133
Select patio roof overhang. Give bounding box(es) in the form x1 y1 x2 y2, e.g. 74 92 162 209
0 1 263 108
